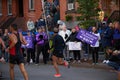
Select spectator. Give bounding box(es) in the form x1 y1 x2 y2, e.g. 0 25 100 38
57 20 65 31
46 15 54 31
0 37 5 59
59 25 71 42
25 31 35 64
101 22 113 63
27 19 35 31
35 27 48 65
34 19 39 30
66 27 81 63
37 17 46 28
44 0 51 16
113 21 120 50
42 27 49 63
90 27 101 65
106 47 120 80
2 29 9 62
0 37 5 77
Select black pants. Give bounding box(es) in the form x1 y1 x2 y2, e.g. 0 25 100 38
27 48 35 63
91 47 99 63
36 45 47 64
44 42 49 61
73 50 81 60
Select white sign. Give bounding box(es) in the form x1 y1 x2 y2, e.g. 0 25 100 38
68 42 82 50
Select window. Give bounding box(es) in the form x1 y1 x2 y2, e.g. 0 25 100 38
67 0 75 10
0 0 2 16
7 0 12 15
29 0 34 10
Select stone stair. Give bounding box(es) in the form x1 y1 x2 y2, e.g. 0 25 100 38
12 17 27 31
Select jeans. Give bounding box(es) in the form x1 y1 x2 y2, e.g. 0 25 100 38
107 61 120 71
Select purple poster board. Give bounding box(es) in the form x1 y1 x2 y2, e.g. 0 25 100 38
76 29 98 46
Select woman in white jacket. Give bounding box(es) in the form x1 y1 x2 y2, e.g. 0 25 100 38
91 27 101 65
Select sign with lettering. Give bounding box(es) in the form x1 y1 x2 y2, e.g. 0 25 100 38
76 29 98 46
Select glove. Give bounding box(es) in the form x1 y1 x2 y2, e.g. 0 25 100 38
65 34 68 39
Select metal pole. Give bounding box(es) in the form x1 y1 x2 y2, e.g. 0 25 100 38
41 0 49 40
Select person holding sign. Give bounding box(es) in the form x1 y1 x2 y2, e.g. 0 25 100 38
66 27 81 63
90 27 101 65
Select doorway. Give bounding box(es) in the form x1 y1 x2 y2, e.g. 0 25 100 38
18 0 24 17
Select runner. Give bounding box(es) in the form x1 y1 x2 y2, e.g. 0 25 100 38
6 24 28 80
48 27 69 78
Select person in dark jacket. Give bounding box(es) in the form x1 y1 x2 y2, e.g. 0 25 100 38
101 22 113 63
106 47 120 80
66 27 81 63
37 17 46 28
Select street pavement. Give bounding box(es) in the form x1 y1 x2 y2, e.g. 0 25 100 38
0 62 117 80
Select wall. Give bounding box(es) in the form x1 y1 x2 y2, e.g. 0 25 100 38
23 0 42 22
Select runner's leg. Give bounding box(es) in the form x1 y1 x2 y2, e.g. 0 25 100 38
19 63 28 80
118 72 120 80
9 63 15 80
52 55 60 74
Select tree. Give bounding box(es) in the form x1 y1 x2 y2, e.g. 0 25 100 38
77 0 99 29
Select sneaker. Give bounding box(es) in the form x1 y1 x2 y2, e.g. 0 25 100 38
106 60 109 63
54 74 61 77
30 59 33 63
103 60 107 63
64 61 70 68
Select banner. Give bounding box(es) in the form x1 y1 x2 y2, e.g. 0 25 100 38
68 42 82 50
76 29 98 46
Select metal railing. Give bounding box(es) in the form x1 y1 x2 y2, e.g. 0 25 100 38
107 10 120 23
0 16 16 29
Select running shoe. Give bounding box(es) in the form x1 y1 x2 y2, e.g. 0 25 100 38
64 60 70 68
54 74 61 77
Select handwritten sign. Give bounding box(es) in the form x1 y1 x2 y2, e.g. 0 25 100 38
68 42 82 50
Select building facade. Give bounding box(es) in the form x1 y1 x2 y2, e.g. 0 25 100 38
0 0 119 29
59 0 80 21
0 0 43 22
100 0 120 15
0 0 46 30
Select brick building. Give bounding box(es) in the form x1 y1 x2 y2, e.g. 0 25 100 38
60 0 120 22
0 0 49 30
99 0 120 22
0 0 119 30
59 0 80 21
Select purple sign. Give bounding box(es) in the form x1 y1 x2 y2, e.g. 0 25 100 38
76 29 98 46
